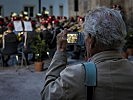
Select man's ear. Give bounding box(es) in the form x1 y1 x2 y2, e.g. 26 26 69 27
85 36 96 58
85 36 94 49
89 37 95 49
91 37 96 48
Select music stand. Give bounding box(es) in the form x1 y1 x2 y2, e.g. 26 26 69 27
13 20 33 72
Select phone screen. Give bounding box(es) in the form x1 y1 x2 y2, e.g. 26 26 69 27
67 32 78 44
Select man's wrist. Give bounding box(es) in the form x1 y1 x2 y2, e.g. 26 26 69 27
57 45 66 52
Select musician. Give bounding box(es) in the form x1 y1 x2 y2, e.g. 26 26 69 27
1 23 18 66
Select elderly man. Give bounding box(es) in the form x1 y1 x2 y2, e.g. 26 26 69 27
41 7 133 100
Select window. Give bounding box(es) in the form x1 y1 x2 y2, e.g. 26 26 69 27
24 6 34 17
59 5 63 16
49 6 53 16
84 0 88 12
0 6 3 16
42 7 46 13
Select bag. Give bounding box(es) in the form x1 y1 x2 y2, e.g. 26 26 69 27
82 61 97 100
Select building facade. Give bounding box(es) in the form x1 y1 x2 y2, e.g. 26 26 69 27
0 0 39 17
68 0 133 28
0 0 132 27
41 0 69 17
0 0 69 18
98 0 133 28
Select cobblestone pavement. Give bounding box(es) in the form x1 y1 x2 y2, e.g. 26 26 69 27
0 58 84 100
0 65 46 100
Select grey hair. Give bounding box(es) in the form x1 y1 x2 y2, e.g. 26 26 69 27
83 7 127 50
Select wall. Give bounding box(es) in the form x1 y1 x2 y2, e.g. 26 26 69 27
0 0 132 27
0 0 69 18
0 0 38 17
98 0 133 28
42 0 69 17
68 0 90 17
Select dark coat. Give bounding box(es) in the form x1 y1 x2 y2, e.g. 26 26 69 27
40 29 53 48
24 31 38 53
49 27 61 49
2 32 18 55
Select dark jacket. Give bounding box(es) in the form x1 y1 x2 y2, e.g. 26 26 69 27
24 31 38 53
49 27 61 49
2 32 18 55
40 29 53 48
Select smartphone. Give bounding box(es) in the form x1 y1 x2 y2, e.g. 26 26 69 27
67 32 78 44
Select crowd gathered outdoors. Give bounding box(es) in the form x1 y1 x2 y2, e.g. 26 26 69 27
0 9 85 67
0 3 133 100
0 4 133 67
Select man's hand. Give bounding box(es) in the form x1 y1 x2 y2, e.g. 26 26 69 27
57 29 67 52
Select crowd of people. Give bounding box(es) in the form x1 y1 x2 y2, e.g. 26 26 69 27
0 5 133 67
0 11 85 66
0 5 133 100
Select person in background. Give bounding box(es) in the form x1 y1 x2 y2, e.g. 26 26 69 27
40 21 53 59
41 7 133 100
0 17 5 48
1 23 18 66
23 19 38 64
48 19 61 58
122 34 133 61
112 4 117 10
126 48 133 61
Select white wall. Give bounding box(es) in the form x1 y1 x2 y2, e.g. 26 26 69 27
0 0 69 17
42 0 69 17
0 0 38 16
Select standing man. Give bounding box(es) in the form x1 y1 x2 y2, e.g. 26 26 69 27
41 7 133 100
40 21 53 59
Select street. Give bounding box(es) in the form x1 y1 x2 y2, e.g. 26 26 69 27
0 58 84 100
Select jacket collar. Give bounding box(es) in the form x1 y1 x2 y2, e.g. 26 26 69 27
90 51 123 64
